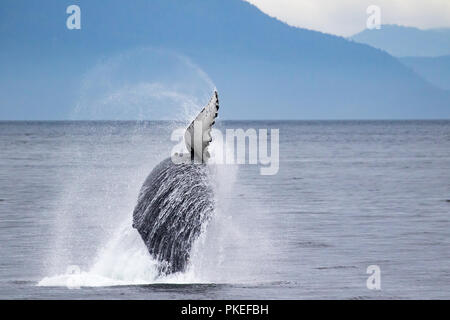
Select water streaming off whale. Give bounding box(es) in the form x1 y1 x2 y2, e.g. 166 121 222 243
132 91 220 275
132 159 214 274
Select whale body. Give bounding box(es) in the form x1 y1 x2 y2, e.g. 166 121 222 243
132 158 213 274
132 91 219 275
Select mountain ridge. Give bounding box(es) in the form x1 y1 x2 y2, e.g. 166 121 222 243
400 55 450 91
350 24 450 57
1 0 449 120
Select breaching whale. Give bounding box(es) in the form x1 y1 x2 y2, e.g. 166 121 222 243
132 91 219 275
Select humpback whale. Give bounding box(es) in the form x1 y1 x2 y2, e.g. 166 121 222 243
132 91 219 275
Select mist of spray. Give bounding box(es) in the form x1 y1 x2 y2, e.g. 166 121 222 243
39 47 243 287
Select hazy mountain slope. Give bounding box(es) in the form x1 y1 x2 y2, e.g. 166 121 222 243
1 0 449 120
351 25 450 57
400 56 450 91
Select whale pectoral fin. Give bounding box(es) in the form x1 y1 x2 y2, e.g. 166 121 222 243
184 90 220 162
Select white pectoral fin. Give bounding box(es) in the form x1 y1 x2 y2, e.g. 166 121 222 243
184 90 219 163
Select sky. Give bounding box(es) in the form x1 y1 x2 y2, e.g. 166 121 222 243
246 0 450 36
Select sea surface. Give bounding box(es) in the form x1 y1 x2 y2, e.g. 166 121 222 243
0 120 449 299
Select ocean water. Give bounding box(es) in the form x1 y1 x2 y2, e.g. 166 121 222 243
0 120 449 299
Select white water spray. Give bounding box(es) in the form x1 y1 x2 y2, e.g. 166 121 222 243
38 48 244 287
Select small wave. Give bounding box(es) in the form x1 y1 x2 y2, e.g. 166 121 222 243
315 265 357 270
296 241 332 248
